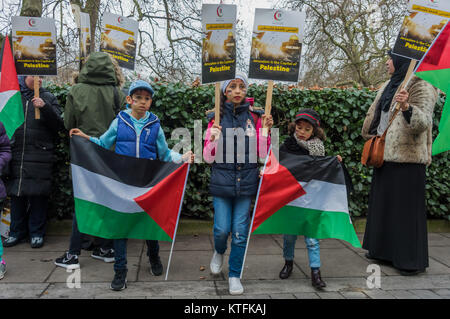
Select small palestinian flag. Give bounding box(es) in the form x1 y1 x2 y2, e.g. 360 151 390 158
70 135 189 241
415 21 450 155
0 35 24 138
252 148 361 248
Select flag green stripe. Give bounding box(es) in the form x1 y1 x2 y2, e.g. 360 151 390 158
0 92 24 138
74 198 172 241
253 205 361 248
416 68 450 93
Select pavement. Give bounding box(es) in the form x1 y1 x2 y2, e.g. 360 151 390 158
1 232 450 299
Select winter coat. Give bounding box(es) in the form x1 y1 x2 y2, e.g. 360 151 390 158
115 111 160 159
204 102 269 197
0 122 11 199
7 78 63 196
64 52 126 136
361 76 438 165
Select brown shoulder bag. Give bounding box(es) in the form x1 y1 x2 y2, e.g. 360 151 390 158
361 106 402 168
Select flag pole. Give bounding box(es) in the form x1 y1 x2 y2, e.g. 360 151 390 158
165 163 191 281
240 145 272 279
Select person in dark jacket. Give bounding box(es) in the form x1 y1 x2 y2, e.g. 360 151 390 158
4 76 63 249
0 121 11 279
203 72 273 295
55 52 126 270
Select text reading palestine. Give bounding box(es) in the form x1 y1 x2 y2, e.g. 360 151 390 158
24 63 50 68
210 65 231 72
260 64 290 72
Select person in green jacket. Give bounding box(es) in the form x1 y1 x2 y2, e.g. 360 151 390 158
55 52 127 270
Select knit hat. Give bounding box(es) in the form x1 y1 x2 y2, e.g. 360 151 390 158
295 108 321 127
128 80 154 97
221 71 248 94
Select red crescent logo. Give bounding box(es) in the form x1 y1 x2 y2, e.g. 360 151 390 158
118 17 123 24
29 19 35 27
274 11 282 21
217 6 223 17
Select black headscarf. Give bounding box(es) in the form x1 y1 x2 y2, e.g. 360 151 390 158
368 50 411 135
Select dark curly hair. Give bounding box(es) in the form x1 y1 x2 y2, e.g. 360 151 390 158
288 119 326 142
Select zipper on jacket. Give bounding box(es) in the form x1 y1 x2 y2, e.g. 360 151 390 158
118 112 158 159
17 100 29 196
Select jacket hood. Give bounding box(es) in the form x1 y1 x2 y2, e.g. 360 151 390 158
77 52 118 86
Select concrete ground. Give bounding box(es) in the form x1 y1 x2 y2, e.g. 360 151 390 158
1 233 450 299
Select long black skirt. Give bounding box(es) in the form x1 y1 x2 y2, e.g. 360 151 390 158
362 161 429 271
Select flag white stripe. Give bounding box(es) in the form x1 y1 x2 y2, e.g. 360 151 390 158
287 180 349 214
71 164 151 213
0 90 18 112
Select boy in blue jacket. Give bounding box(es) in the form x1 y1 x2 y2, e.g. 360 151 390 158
70 80 194 290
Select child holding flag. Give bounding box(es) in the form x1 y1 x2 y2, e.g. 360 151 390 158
277 109 343 289
203 72 273 295
70 79 194 291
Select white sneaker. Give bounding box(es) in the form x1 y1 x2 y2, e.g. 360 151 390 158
229 277 244 295
210 251 223 275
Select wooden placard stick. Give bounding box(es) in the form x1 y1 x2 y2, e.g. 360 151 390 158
394 59 417 111
210 82 221 141
262 80 274 137
34 76 40 119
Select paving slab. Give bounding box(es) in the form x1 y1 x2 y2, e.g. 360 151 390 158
0 283 49 298
0 251 58 283
362 289 396 299
293 292 320 299
242 254 307 280
429 246 450 267
246 235 285 254
316 292 345 299
427 233 450 246
172 235 213 251
389 290 420 299
339 291 369 299
432 289 450 298
408 289 442 299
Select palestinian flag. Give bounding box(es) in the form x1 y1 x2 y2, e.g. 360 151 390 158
0 35 24 138
415 21 450 155
70 135 189 241
252 148 361 248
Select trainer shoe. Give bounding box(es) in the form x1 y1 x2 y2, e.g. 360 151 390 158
149 256 163 276
30 237 44 248
210 251 223 275
0 260 6 280
91 248 115 263
229 277 244 295
3 236 26 247
110 269 127 291
54 252 80 270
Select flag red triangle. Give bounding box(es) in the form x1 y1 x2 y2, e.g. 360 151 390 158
0 35 20 92
251 149 306 233
416 22 450 73
134 163 189 240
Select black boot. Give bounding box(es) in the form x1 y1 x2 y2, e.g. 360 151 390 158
110 269 127 291
311 269 326 289
279 260 293 279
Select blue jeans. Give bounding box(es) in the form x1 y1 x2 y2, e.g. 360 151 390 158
213 196 252 278
283 235 321 268
114 239 160 272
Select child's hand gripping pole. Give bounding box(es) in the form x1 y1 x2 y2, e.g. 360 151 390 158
262 80 274 137
34 76 40 120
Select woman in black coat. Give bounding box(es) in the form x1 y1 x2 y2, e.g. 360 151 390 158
4 76 63 248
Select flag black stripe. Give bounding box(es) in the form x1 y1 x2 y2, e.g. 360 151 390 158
278 149 345 185
70 135 183 188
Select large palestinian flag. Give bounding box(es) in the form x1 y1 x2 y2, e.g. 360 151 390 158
415 21 450 155
252 148 361 248
0 35 24 138
70 135 189 241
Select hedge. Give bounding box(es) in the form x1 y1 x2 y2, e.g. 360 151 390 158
45 81 449 221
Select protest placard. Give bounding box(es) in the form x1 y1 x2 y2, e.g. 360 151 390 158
392 0 450 60
101 12 139 70
11 16 57 76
